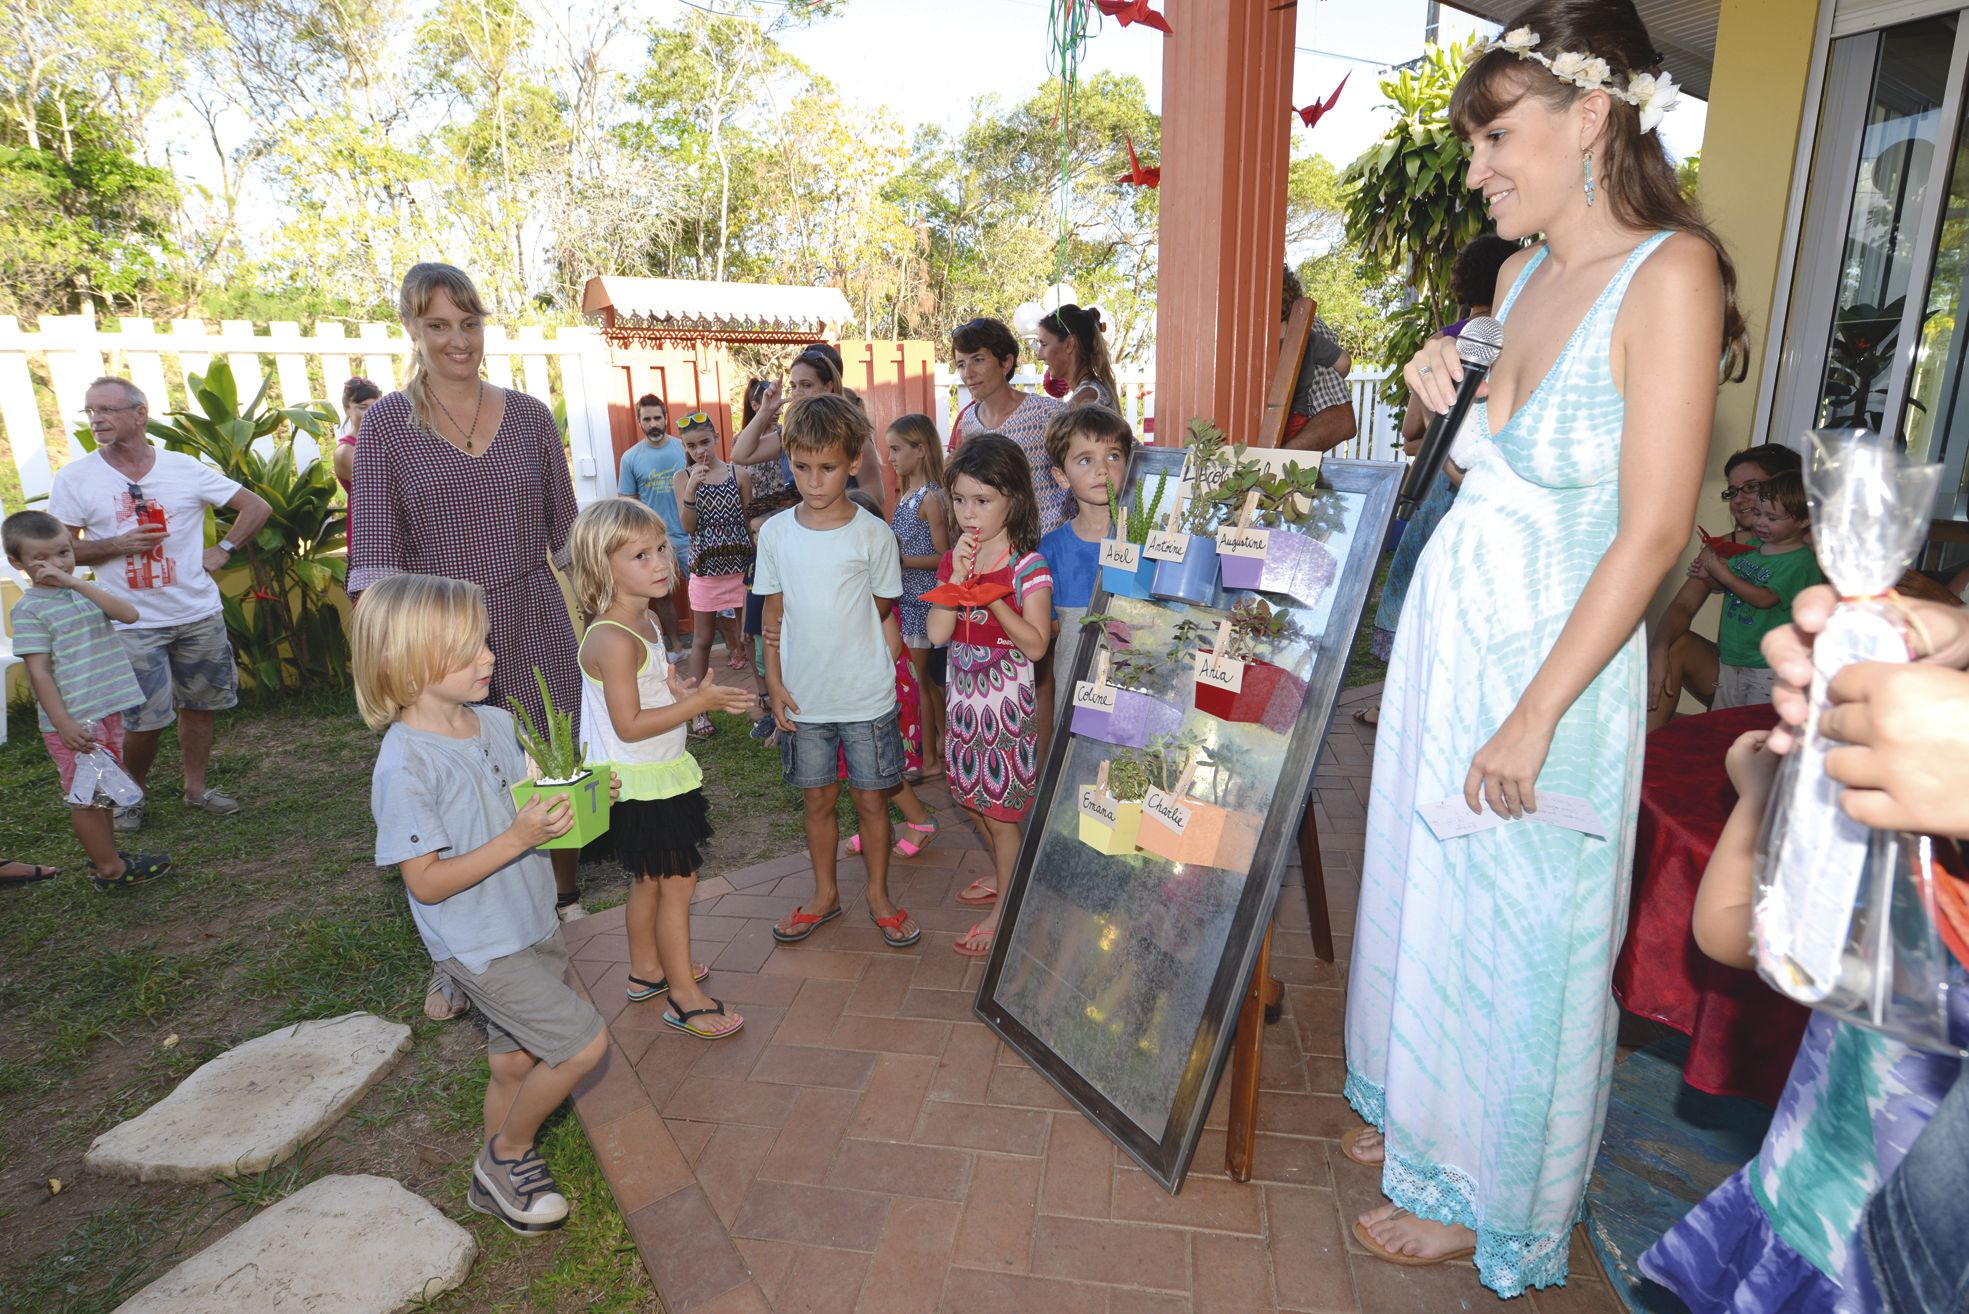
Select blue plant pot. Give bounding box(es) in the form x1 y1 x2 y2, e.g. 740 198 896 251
1150 536 1224 607
1101 553 1156 600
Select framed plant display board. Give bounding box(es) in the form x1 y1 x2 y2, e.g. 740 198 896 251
973 443 1401 1192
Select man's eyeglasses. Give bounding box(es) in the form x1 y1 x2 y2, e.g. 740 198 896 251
1720 479 1764 501
79 403 143 419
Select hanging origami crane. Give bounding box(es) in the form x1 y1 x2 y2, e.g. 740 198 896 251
1092 0 1172 34
1294 72 1349 130
1117 132 1161 189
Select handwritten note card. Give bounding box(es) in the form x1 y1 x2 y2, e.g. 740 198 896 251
1417 793 1610 841
1099 539 1141 570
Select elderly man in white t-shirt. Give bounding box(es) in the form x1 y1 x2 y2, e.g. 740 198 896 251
49 377 271 830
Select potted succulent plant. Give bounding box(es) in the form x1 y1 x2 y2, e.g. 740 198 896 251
1191 599 1309 734
1149 419 1240 607
1069 614 1186 748
1099 470 1167 600
508 667 611 850
1208 459 1339 605
1077 755 1149 856
1133 733 1262 871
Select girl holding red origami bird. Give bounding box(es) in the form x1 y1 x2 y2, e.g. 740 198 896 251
926 434 1052 960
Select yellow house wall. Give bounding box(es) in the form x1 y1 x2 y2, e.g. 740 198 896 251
1663 0 1822 665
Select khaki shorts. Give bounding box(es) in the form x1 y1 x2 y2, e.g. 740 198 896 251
1712 662 1778 712
439 928 602 1067
121 612 240 733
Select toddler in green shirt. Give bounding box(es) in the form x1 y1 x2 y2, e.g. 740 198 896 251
1696 470 1823 711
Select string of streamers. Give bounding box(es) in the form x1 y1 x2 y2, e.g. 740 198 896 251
1047 0 1095 296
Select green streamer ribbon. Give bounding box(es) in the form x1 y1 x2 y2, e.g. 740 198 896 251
1048 0 1094 301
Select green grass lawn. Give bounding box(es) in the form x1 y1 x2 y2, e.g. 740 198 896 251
0 687 818 1313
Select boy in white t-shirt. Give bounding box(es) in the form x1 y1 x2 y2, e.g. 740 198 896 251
48 377 270 829
756 394 919 952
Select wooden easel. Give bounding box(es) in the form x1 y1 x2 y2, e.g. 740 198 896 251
1225 294 1339 1182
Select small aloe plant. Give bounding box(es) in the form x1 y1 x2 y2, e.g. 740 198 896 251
1106 470 1167 545
509 666 588 782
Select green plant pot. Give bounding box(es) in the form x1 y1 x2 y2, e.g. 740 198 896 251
509 769 611 851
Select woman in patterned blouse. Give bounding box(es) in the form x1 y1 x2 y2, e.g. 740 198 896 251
348 261 587 915
946 318 1069 536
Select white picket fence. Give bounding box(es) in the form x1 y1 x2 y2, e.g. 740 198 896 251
0 313 620 516
931 366 1405 463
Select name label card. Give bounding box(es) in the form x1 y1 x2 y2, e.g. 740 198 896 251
1216 526 1271 560
1099 539 1141 571
1080 786 1121 826
1192 650 1245 694
1072 679 1119 712
1142 786 1192 835
1143 530 1190 563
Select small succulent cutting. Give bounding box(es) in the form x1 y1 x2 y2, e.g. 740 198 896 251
509 666 589 782
1107 470 1168 545
1222 598 1304 663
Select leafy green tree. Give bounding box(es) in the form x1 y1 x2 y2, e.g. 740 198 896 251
1288 150 1395 361
1341 37 1489 398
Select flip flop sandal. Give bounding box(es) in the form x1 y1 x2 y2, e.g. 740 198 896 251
1349 1211 1475 1268
93 852 174 891
0 862 60 886
953 924 995 958
893 821 940 858
1352 706 1380 727
627 963 710 1002
662 998 744 1040
1340 1126 1385 1168
771 905 843 944
870 907 922 948
956 879 999 906
425 972 469 1021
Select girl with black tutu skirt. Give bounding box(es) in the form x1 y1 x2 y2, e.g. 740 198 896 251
569 500 757 1039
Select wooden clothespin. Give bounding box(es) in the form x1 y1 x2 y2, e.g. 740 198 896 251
1096 759 1111 792
1173 754 1198 802
1238 489 1260 530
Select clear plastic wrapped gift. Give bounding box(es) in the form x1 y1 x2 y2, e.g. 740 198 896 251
65 726 145 810
1752 428 1963 1053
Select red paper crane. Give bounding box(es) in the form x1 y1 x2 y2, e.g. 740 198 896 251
1117 132 1161 189
1093 0 1173 34
1698 526 1755 559
1295 72 1350 130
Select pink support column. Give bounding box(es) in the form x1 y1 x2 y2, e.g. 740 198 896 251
1152 0 1297 445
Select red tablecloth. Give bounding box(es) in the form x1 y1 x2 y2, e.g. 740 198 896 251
1611 703 1811 1106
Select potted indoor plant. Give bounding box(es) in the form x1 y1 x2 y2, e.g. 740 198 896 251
1078 755 1148 856
1133 736 1262 871
1149 419 1239 607
508 667 611 850
1191 599 1308 734
1099 469 1167 600
1069 615 1186 749
1209 459 1339 605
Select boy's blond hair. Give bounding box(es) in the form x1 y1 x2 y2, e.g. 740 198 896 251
570 499 677 620
781 393 869 463
352 574 488 730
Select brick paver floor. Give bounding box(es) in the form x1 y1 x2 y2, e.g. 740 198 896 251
563 684 1625 1312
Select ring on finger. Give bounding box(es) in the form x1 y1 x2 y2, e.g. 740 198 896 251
1419 365 1434 376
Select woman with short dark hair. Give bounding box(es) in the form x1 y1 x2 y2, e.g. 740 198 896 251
948 317 1069 534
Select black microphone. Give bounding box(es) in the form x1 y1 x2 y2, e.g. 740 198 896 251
1394 316 1503 523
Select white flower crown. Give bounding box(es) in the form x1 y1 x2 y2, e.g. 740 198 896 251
1486 27 1680 134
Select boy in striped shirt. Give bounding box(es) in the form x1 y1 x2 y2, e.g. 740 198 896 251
4 511 172 890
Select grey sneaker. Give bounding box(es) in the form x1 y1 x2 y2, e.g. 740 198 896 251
183 787 241 816
113 802 145 832
556 900 589 923
469 1139 568 1233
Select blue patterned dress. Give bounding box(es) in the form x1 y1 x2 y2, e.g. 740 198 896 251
891 484 938 643
1640 1013 1961 1312
1344 233 1673 1297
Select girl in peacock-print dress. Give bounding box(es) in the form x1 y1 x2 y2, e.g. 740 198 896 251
927 434 1052 961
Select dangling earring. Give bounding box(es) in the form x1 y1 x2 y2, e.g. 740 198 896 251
1582 149 1597 208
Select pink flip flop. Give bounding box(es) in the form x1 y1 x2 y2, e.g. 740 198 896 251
956 879 998 906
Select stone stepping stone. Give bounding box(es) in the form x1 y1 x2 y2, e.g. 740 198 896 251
115 1174 475 1313
87 1012 411 1182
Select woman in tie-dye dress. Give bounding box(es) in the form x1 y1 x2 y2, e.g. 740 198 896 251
1338 2 1752 1296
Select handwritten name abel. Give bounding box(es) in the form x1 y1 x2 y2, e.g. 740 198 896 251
1099 539 1141 570
1216 526 1272 559
1142 786 1192 834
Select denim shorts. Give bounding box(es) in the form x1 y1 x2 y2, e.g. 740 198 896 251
781 707 904 791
